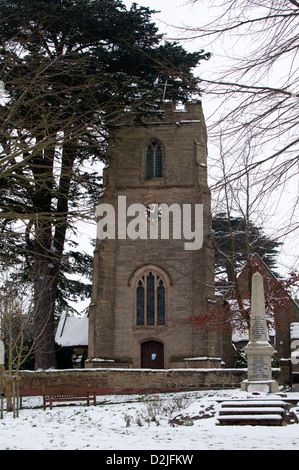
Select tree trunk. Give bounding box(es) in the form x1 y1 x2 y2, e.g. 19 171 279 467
33 281 57 369
33 221 57 369
32 142 75 369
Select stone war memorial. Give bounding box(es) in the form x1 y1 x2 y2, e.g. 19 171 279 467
242 271 279 393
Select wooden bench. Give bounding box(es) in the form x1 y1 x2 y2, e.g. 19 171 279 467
43 388 96 410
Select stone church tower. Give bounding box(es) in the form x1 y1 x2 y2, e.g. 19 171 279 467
87 101 222 369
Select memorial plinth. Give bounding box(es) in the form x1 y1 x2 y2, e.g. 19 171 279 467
241 272 279 393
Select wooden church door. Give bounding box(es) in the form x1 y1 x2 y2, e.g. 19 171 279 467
141 341 164 369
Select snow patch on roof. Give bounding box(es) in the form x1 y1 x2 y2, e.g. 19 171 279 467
55 312 88 347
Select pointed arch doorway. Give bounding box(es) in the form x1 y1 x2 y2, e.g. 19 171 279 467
141 341 164 369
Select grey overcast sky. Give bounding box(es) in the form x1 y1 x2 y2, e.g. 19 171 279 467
121 0 299 278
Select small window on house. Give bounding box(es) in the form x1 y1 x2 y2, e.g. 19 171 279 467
146 142 163 178
136 271 165 326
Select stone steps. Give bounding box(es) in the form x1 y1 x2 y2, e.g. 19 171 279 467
217 399 287 426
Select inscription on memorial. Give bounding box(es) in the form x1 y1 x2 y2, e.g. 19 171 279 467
250 317 266 342
248 356 269 381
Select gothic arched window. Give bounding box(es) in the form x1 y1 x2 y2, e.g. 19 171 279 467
145 142 163 178
136 271 165 326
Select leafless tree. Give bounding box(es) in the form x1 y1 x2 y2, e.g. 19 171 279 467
182 0 299 272
0 277 32 412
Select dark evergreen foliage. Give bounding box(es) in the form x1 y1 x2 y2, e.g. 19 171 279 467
0 0 209 368
212 213 282 280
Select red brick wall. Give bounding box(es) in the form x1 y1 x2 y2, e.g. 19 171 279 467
18 366 285 397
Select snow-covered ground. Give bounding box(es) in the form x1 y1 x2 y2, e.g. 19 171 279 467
1 389 299 450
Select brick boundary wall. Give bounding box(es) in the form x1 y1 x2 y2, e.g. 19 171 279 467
17 364 288 398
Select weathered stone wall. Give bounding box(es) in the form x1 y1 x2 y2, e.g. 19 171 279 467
89 101 221 368
18 366 287 397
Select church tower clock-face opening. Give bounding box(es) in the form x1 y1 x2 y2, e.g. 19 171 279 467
87 102 222 369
